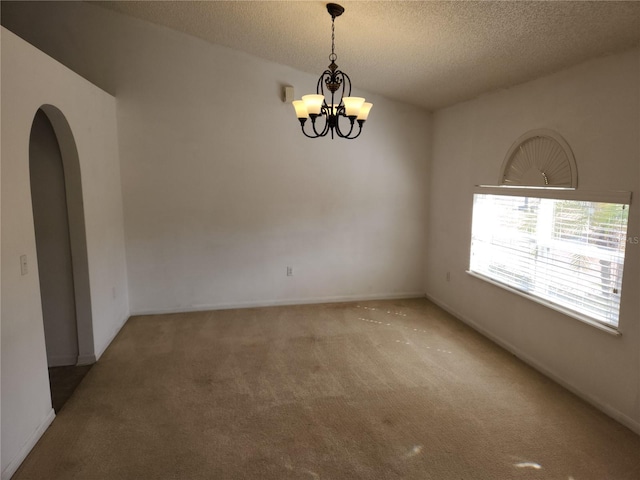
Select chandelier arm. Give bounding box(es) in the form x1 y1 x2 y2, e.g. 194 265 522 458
300 124 322 139
348 121 364 139
338 71 352 97
300 115 330 138
320 108 335 137
297 118 321 139
311 112 331 137
334 115 355 138
336 117 364 140
317 74 327 96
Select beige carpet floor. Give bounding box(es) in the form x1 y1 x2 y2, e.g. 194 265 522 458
14 298 640 479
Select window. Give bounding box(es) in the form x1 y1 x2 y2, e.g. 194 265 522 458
469 186 631 330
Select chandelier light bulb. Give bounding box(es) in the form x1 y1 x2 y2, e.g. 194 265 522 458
342 97 365 117
357 102 373 121
292 100 309 119
301 94 325 116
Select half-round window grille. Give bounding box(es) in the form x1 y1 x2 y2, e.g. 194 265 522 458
500 129 577 187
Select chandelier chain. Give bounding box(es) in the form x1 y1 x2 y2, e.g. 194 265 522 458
330 17 337 62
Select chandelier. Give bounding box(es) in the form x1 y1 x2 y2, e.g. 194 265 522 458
292 3 373 139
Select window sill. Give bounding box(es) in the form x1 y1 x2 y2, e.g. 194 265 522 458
466 270 622 336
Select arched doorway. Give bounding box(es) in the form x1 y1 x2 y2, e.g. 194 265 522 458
28 106 95 410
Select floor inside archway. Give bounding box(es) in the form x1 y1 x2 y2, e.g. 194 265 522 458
48 364 93 413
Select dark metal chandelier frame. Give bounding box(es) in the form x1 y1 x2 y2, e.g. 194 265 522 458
292 3 372 139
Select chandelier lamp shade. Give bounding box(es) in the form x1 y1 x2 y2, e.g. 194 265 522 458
292 3 373 139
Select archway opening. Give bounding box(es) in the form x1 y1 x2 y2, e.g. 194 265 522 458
29 106 94 411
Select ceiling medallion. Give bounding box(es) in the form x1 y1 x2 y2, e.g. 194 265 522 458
291 3 373 139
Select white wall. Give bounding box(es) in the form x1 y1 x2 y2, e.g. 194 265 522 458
117 33 430 314
1 2 431 315
1 28 129 479
426 48 640 432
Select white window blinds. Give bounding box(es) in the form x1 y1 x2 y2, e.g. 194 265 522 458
470 189 630 328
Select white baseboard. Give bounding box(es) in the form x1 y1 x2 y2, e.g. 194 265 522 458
1 408 55 480
425 292 640 435
46 354 78 367
130 292 426 316
76 353 96 366
94 312 129 361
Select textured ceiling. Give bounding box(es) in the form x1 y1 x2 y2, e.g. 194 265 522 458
95 1 640 110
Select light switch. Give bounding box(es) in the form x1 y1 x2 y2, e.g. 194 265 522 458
20 255 28 275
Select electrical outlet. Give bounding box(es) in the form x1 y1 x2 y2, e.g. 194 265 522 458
446 271 451 282
286 266 293 276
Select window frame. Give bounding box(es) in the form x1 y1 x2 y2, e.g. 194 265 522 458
467 185 632 336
